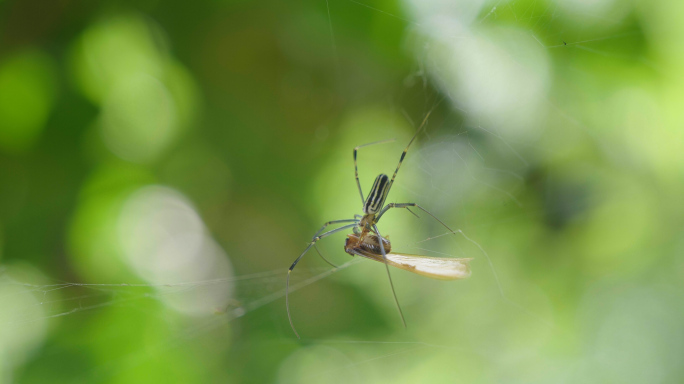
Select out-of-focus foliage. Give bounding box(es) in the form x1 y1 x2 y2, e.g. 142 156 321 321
0 0 682 383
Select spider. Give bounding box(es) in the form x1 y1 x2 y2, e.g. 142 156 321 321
286 112 472 338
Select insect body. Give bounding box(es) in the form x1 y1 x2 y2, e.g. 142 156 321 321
286 111 472 338
345 231 392 255
345 233 471 280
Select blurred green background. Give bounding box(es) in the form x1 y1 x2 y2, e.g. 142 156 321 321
1 0 683 383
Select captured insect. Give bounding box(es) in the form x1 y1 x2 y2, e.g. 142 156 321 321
286 111 473 338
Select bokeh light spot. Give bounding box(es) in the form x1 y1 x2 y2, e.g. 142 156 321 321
0 264 51 377
68 164 155 282
117 186 234 316
277 345 359 384
71 14 166 104
70 14 199 163
100 74 179 163
0 50 56 153
415 23 550 139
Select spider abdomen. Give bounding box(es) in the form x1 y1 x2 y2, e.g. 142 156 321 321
363 174 390 214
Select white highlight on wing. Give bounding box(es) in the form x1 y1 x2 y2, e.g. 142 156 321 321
386 253 472 280
349 248 472 280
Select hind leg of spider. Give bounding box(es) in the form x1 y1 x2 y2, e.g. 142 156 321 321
353 139 396 204
311 219 359 268
378 202 511 312
314 244 338 268
287 222 359 339
377 203 460 236
372 224 407 329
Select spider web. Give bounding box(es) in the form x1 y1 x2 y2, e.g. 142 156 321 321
3 0 679 383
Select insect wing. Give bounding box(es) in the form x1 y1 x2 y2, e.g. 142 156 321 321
348 248 472 280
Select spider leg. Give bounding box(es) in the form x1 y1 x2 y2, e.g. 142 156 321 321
405 207 420 218
287 221 358 339
386 107 437 194
313 219 358 238
354 139 396 205
376 202 511 319
311 219 359 268
373 224 407 329
314 244 338 268
376 203 451 232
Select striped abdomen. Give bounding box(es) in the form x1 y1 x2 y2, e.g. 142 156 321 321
363 174 389 214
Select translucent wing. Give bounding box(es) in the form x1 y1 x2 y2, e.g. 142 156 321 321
348 248 472 280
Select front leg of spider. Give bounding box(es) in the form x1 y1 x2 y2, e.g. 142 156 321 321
286 221 358 339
